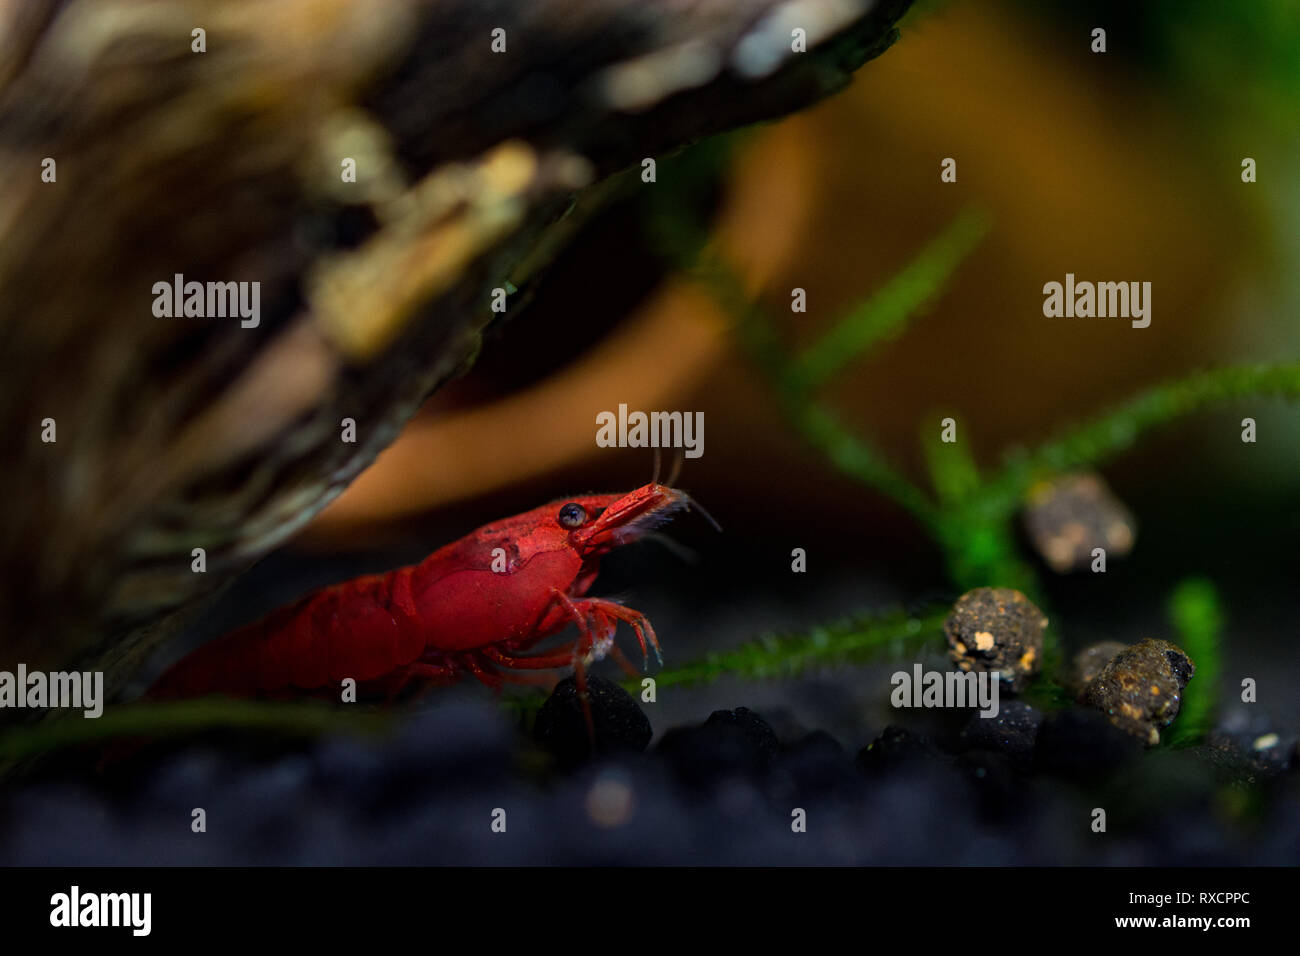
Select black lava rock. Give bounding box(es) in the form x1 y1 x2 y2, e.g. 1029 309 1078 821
856 725 943 775
767 731 858 801
534 676 652 769
753 706 812 747
1194 707 1297 783
960 700 1043 764
788 729 845 758
956 749 1027 821
1034 707 1143 781
1196 731 1297 785
703 707 780 761
656 707 779 788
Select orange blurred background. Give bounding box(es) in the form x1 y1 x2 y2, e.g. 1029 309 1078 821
300 0 1296 569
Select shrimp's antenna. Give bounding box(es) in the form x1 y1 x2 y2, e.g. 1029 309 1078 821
641 531 700 565
665 448 685 487
651 447 662 485
680 492 722 533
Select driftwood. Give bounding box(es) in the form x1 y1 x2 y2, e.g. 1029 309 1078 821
0 0 911 701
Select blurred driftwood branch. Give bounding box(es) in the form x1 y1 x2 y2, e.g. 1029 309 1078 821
0 0 912 703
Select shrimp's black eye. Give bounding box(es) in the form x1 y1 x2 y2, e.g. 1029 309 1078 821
558 502 588 529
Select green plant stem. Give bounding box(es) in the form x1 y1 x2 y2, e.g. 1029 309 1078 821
782 400 942 531
633 609 949 691
1165 577 1224 747
646 149 1296 700
0 698 392 767
789 208 991 390
985 363 1300 515
651 207 942 531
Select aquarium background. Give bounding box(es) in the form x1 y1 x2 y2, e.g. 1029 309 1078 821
2 0 1298 865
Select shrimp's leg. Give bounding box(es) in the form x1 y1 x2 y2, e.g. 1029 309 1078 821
567 597 662 668
470 651 556 687
483 645 579 669
605 643 642 679
379 659 461 703
531 590 605 745
461 653 504 689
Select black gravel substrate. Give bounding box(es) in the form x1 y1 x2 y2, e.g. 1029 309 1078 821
2 678 1296 866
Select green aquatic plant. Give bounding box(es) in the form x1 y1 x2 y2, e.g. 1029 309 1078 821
0 697 392 773
1163 577 1224 747
641 608 949 691
639 138 1300 724
4 141 1293 763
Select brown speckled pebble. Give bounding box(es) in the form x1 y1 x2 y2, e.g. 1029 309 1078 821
1022 472 1136 573
1065 640 1128 697
1079 638 1195 746
944 588 1048 693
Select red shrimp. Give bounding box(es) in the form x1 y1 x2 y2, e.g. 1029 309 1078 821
149 483 714 702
